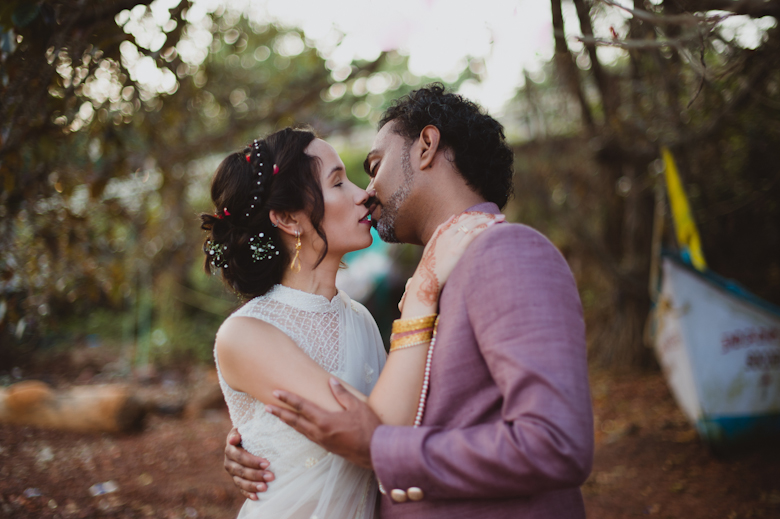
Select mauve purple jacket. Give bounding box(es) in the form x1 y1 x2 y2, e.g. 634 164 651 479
371 203 594 518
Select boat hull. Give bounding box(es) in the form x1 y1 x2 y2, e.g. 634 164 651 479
653 257 780 450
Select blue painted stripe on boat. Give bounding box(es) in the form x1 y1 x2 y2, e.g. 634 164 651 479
696 414 780 446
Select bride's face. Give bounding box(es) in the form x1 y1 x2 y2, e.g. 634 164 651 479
305 139 373 257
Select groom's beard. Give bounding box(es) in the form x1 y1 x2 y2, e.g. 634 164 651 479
375 144 414 243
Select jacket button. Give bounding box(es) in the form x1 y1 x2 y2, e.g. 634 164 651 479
407 487 424 501
390 489 408 503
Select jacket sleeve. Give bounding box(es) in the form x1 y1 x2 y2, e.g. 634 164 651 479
371 224 594 499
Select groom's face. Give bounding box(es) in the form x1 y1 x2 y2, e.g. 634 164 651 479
363 121 416 244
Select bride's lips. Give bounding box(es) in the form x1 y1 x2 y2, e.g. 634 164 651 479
359 210 372 225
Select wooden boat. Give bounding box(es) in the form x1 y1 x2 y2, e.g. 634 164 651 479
653 254 780 451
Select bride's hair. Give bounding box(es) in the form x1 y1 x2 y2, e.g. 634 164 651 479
200 127 328 299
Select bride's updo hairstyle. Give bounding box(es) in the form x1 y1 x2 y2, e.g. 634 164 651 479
200 127 328 299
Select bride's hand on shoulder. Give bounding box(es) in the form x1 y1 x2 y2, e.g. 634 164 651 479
402 212 505 316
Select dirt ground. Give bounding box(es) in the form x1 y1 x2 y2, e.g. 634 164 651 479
1 363 779 519
586 370 780 519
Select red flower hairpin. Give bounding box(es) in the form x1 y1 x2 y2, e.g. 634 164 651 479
273 164 279 175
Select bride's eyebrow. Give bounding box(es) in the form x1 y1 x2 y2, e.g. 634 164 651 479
327 165 344 178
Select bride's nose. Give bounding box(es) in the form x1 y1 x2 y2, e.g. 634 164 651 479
356 187 370 205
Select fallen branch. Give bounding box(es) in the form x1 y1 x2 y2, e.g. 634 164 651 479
0 381 146 433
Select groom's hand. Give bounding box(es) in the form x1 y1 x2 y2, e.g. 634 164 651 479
265 378 380 470
223 427 275 500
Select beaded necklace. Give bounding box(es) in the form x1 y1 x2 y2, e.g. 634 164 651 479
413 317 439 427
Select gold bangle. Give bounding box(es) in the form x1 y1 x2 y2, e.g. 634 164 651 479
392 314 437 334
390 327 433 343
392 330 432 346
389 339 431 353
390 331 432 352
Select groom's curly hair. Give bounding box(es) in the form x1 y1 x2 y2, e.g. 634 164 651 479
378 83 514 209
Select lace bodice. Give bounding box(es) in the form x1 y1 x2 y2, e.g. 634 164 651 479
214 285 386 518
216 286 347 464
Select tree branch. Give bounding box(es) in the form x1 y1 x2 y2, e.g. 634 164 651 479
575 34 686 48
573 0 614 121
551 0 596 131
73 0 156 28
600 0 733 26
677 0 780 18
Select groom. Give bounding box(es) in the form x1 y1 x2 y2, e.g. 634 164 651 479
224 84 594 517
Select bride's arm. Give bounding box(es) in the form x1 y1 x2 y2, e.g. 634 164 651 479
217 212 503 420
368 212 503 425
217 318 357 412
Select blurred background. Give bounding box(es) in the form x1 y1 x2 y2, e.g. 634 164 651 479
1 0 779 518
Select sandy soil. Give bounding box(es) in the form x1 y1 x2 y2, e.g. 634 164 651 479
1 367 779 519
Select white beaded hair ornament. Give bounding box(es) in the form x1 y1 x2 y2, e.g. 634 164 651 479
206 138 280 269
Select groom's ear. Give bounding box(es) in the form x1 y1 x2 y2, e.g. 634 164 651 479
417 125 441 171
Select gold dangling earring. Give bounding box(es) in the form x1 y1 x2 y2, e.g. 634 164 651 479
290 230 302 272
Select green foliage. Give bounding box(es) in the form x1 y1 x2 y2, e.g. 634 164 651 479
0 0 433 366
8 0 773 374
507 1 780 367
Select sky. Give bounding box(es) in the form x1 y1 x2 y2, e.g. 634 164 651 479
122 0 777 118
172 0 564 114
219 0 776 114
257 0 557 114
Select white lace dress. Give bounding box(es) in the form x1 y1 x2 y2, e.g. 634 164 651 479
215 285 387 519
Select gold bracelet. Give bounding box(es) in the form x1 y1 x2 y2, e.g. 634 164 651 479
390 327 433 343
393 329 432 346
389 338 431 353
392 314 437 334
390 332 432 352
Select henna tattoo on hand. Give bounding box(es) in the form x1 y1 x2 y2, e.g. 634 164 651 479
415 215 459 306
413 212 499 308
463 211 497 230
416 246 439 307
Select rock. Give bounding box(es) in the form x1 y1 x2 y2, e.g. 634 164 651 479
88 481 118 497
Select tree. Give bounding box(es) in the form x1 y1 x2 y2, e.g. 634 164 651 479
0 0 420 364
508 0 780 367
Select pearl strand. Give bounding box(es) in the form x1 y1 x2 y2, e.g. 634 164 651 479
413 318 438 427
377 320 435 496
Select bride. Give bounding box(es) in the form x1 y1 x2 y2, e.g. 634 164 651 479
201 127 499 519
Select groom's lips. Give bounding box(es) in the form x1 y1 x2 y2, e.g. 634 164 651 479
366 200 380 222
